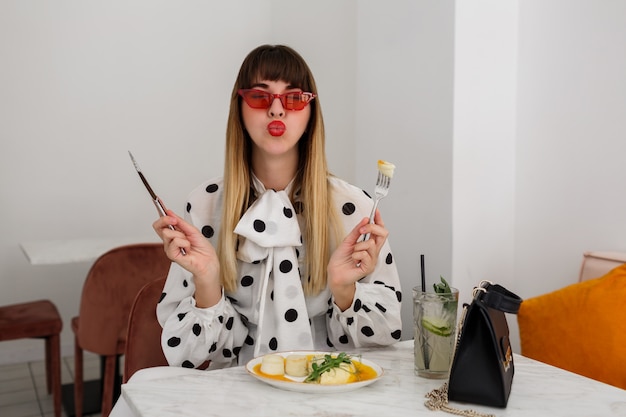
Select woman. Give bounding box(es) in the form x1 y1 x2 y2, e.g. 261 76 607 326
153 44 402 370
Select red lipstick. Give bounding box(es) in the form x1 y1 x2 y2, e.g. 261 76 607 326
267 121 286 137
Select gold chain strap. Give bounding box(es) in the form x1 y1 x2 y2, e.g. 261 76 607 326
425 383 495 417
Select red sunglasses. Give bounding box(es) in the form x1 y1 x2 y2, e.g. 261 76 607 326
238 89 316 111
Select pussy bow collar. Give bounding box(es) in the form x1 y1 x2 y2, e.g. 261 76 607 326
234 175 314 357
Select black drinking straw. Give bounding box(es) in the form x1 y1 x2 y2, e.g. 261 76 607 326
420 254 426 292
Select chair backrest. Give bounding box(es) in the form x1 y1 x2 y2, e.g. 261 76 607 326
578 251 626 282
123 277 169 383
76 243 170 355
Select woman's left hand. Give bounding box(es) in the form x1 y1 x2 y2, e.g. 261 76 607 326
327 209 389 310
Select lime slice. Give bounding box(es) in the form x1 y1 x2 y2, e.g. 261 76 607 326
421 317 453 337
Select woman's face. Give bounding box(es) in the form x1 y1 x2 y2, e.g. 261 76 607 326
241 80 311 162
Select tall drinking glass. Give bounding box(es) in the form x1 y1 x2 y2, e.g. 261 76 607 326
413 286 459 378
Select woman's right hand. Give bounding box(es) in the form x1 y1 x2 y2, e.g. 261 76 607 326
153 210 222 307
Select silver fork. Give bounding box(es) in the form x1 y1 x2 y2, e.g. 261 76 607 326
360 170 391 241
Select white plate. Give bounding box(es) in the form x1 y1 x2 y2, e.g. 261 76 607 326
245 351 383 393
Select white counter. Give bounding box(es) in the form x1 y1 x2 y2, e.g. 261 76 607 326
20 236 159 265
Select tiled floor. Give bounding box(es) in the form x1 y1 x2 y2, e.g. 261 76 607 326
0 353 104 417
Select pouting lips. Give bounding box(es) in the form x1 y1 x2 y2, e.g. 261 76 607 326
267 121 286 137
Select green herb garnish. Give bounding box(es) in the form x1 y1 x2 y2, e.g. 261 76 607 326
304 352 354 383
433 276 451 294
433 276 456 317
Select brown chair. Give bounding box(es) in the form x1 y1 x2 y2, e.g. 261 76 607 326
123 277 169 383
0 300 62 417
71 243 170 417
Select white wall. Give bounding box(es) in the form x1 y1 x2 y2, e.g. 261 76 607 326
356 0 455 344
453 0 626 353
452 1 518 339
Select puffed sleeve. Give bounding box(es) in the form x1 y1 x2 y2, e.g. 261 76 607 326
326 241 403 348
156 262 249 369
155 178 249 369
325 177 403 348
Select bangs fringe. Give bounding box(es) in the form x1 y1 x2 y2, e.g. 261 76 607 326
239 45 312 91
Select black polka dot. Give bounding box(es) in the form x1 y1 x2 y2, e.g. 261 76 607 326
159 292 166 303
391 329 402 340
283 207 293 218
192 324 201 336
326 337 334 348
375 303 387 313
346 317 354 326
253 219 266 232
167 337 181 347
363 189 371 198
361 326 375 337
202 225 214 238
245 335 254 345
396 291 402 302
225 317 234 330
362 304 371 313
223 349 232 358
183 279 188 288
342 202 356 215
326 308 333 318
206 183 219 193
186 202 192 213
339 334 349 344
269 337 278 350
177 313 187 321
279 260 293 274
233 346 241 356
385 252 393 264
218 315 224 323
353 299 362 312
241 275 254 287
182 360 194 368
209 342 217 353
284 309 298 322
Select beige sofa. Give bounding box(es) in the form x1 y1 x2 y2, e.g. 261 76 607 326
578 250 626 281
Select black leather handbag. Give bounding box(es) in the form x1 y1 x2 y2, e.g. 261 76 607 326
447 280 523 408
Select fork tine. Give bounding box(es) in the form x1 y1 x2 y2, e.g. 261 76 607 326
360 169 392 242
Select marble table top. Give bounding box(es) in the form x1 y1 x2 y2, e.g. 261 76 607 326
121 340 626 417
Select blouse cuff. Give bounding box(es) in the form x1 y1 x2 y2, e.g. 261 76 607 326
188 291 226 321
332 281 365 316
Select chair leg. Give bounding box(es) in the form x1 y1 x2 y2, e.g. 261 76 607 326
45 336 52 394
101 355 117 417
74 336 84 417
47 334 62 417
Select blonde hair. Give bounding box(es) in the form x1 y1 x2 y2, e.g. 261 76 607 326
218 45 342 295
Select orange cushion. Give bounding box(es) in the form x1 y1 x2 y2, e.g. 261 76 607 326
518 263 626 389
